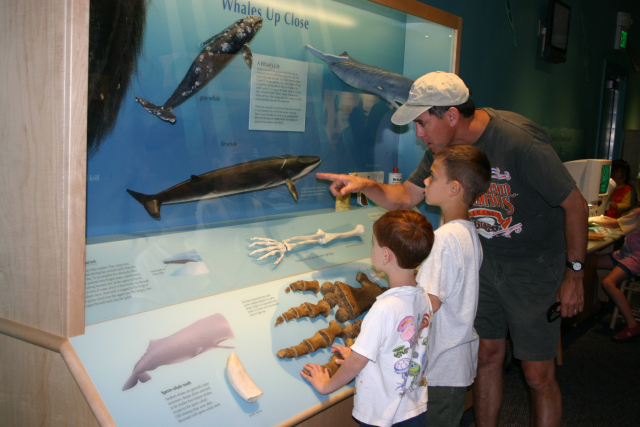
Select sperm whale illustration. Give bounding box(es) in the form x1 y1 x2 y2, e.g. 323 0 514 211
122 313 234 391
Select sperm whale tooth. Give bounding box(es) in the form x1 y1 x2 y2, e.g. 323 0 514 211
226 353 263 402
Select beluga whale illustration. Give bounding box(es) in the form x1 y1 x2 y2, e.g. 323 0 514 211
127 154 321 220
305 45 414 109
136 15 263 124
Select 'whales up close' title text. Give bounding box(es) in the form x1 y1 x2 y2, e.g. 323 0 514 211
223 0 311 28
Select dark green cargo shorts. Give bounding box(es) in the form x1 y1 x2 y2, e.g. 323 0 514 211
474 250 564 361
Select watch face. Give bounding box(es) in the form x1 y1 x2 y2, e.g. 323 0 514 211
569 261 583 271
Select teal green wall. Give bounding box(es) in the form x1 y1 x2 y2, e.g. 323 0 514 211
420 0 640 159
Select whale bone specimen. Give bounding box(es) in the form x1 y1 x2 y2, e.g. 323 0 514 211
122 313 234 391
275 300 332 326
226 353 263 403
136 16 263 124
127 154 321 220
285 280 320 294
327 272 388 323
249 224 365 265
305 45 414 109
276 320 345 359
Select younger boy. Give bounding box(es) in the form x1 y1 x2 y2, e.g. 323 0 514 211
301 209 438 427
417 144 491 426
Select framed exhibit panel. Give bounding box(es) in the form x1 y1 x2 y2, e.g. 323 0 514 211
72 0 462 425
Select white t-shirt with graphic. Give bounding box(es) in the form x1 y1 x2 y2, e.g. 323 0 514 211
350 285 432 427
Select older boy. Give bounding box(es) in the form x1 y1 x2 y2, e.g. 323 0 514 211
417 145 490 426
301 209 438 427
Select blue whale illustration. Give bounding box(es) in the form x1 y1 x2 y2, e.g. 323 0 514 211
127 154 321 220
136 15 263 124
306 45 414 109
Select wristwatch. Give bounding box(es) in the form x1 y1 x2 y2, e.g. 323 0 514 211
566 261 584 272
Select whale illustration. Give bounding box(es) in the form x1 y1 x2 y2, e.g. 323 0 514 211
136 15 263 124
306 45 414 109
127 154 321 220
122 313 234 391
162 250 203 265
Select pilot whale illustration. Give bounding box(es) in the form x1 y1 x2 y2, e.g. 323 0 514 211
127 154 321 220
122 313 234 391
136 15 263 124
306 45 414 109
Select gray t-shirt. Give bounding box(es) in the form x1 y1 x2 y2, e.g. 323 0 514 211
409 108 576 258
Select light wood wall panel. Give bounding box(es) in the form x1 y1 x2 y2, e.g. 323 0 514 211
0 334 99 427
0 0 88 336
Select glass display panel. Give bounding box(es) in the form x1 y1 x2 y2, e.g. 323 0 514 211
79 1 459 425
87 0 455 322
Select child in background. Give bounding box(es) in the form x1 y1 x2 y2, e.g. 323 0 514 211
590 206 640 341
598 232 640 340
606 159 633 218
301 209 438 427
416 144 491 427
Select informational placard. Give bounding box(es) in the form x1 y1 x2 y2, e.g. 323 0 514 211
249 54 308 132
85 208 383 324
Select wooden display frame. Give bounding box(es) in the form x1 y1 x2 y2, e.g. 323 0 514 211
0 0 461 425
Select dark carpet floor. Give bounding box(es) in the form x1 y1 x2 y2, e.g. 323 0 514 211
461 302 640 426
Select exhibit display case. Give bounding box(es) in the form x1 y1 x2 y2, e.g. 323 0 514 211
0 0 461 425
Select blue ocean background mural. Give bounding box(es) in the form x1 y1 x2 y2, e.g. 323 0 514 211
86 0 454 238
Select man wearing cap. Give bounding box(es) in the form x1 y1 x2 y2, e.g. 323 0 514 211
317 71 588 426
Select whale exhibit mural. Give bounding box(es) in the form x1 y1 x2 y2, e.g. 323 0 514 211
127 155 321 220
305 44 414 109
136 15 263 124
122 313 235 391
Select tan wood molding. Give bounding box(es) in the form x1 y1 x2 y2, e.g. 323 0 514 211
0 317 67 352
60 340 117 427
276 387 355 427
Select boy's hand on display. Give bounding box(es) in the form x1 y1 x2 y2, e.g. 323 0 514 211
300 363 331 394
330 344 352 364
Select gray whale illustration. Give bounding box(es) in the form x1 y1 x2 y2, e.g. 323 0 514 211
122 313 234 391
306 45 414 108
127 154 321 220
136 15 263 124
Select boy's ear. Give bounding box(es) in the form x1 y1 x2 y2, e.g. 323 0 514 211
449 180 462 198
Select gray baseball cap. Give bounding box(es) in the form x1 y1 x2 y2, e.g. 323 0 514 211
391 71 469 125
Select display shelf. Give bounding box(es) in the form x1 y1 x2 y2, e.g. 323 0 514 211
71 257 381 426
